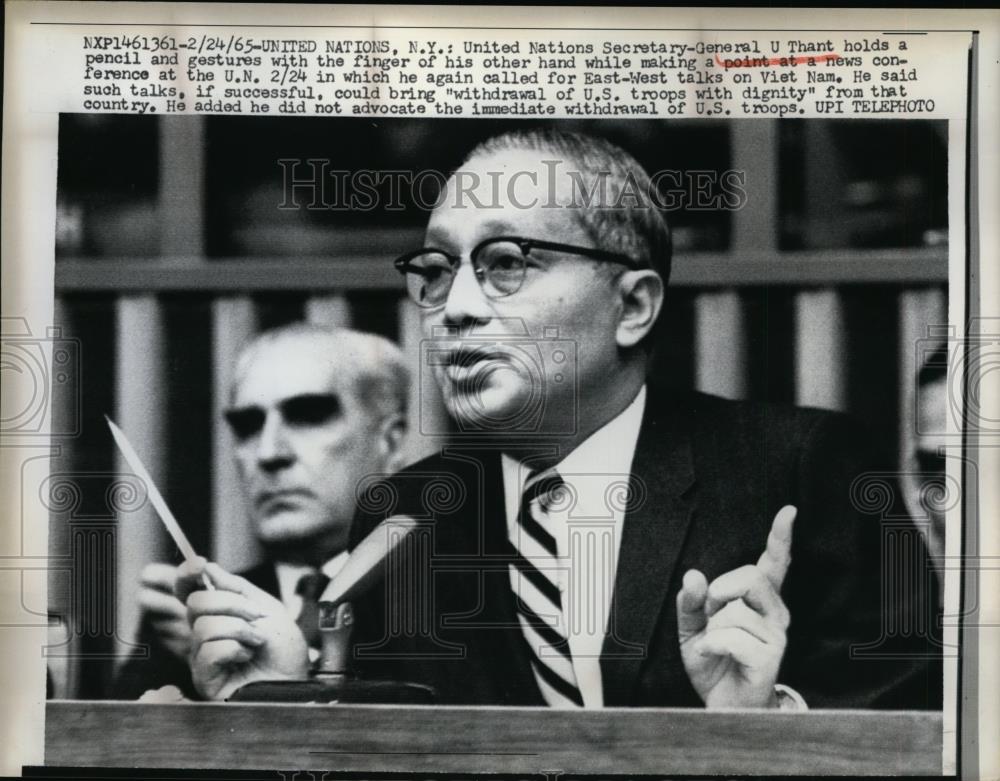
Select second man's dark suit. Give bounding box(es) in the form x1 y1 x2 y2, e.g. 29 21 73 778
349 388 943 709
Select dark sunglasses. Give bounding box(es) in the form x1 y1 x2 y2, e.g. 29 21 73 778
223 393 341 440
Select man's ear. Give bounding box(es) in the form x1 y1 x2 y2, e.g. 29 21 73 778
376 412 408 473
615 269 665 349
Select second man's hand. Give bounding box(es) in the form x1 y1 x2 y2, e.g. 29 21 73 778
175 558 309 701
676 505 797 709
139 562 191 661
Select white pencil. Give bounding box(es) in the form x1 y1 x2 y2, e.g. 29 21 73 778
106 416 214 590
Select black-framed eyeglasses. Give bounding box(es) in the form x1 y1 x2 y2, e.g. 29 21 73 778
393 235 641 308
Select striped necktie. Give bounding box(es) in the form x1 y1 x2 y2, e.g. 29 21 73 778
508 468 583 708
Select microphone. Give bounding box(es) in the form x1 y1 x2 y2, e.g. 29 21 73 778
227 514 435 704
316 515 420 675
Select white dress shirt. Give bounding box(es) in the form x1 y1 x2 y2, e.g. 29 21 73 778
275 551 349 618
502 385 647 707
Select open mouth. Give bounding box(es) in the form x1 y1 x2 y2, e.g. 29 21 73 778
441 346 512 385
449 344 508 365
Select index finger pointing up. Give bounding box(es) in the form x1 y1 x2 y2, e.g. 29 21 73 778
757 504 797 590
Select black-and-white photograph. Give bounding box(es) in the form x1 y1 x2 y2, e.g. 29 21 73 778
42 112 951 769
7 6 998 778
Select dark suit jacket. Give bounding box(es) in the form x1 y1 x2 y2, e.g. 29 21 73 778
349 389 943 709
109 560 279 700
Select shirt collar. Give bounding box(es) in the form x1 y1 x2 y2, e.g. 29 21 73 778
274 549 349 604
501 384 648 505
556 384 647 481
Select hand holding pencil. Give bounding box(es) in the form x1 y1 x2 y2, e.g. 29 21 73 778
176 515 420 701
175 558 310 701
111 414 311 699
108 416 421 701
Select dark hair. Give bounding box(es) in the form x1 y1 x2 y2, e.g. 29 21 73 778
463 128 672 285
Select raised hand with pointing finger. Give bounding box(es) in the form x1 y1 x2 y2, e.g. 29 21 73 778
677 505 798 709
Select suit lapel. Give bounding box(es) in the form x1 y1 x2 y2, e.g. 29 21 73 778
241 559 280 598
601 393 696 705
484 454 546 704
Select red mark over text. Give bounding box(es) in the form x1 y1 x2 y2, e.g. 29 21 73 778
714 53 841 69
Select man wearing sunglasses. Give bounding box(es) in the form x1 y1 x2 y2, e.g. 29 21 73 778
183 129 940 711
113 324 408 699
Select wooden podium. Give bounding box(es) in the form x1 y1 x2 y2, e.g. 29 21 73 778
45 702 943 775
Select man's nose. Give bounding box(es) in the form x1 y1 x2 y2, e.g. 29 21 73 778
255 411 293 471
442 260 493 327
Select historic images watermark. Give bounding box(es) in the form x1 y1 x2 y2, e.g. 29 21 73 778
276 159 748 213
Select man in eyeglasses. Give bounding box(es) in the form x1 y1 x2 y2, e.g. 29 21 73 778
182 129 941 710
113 323 408 699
